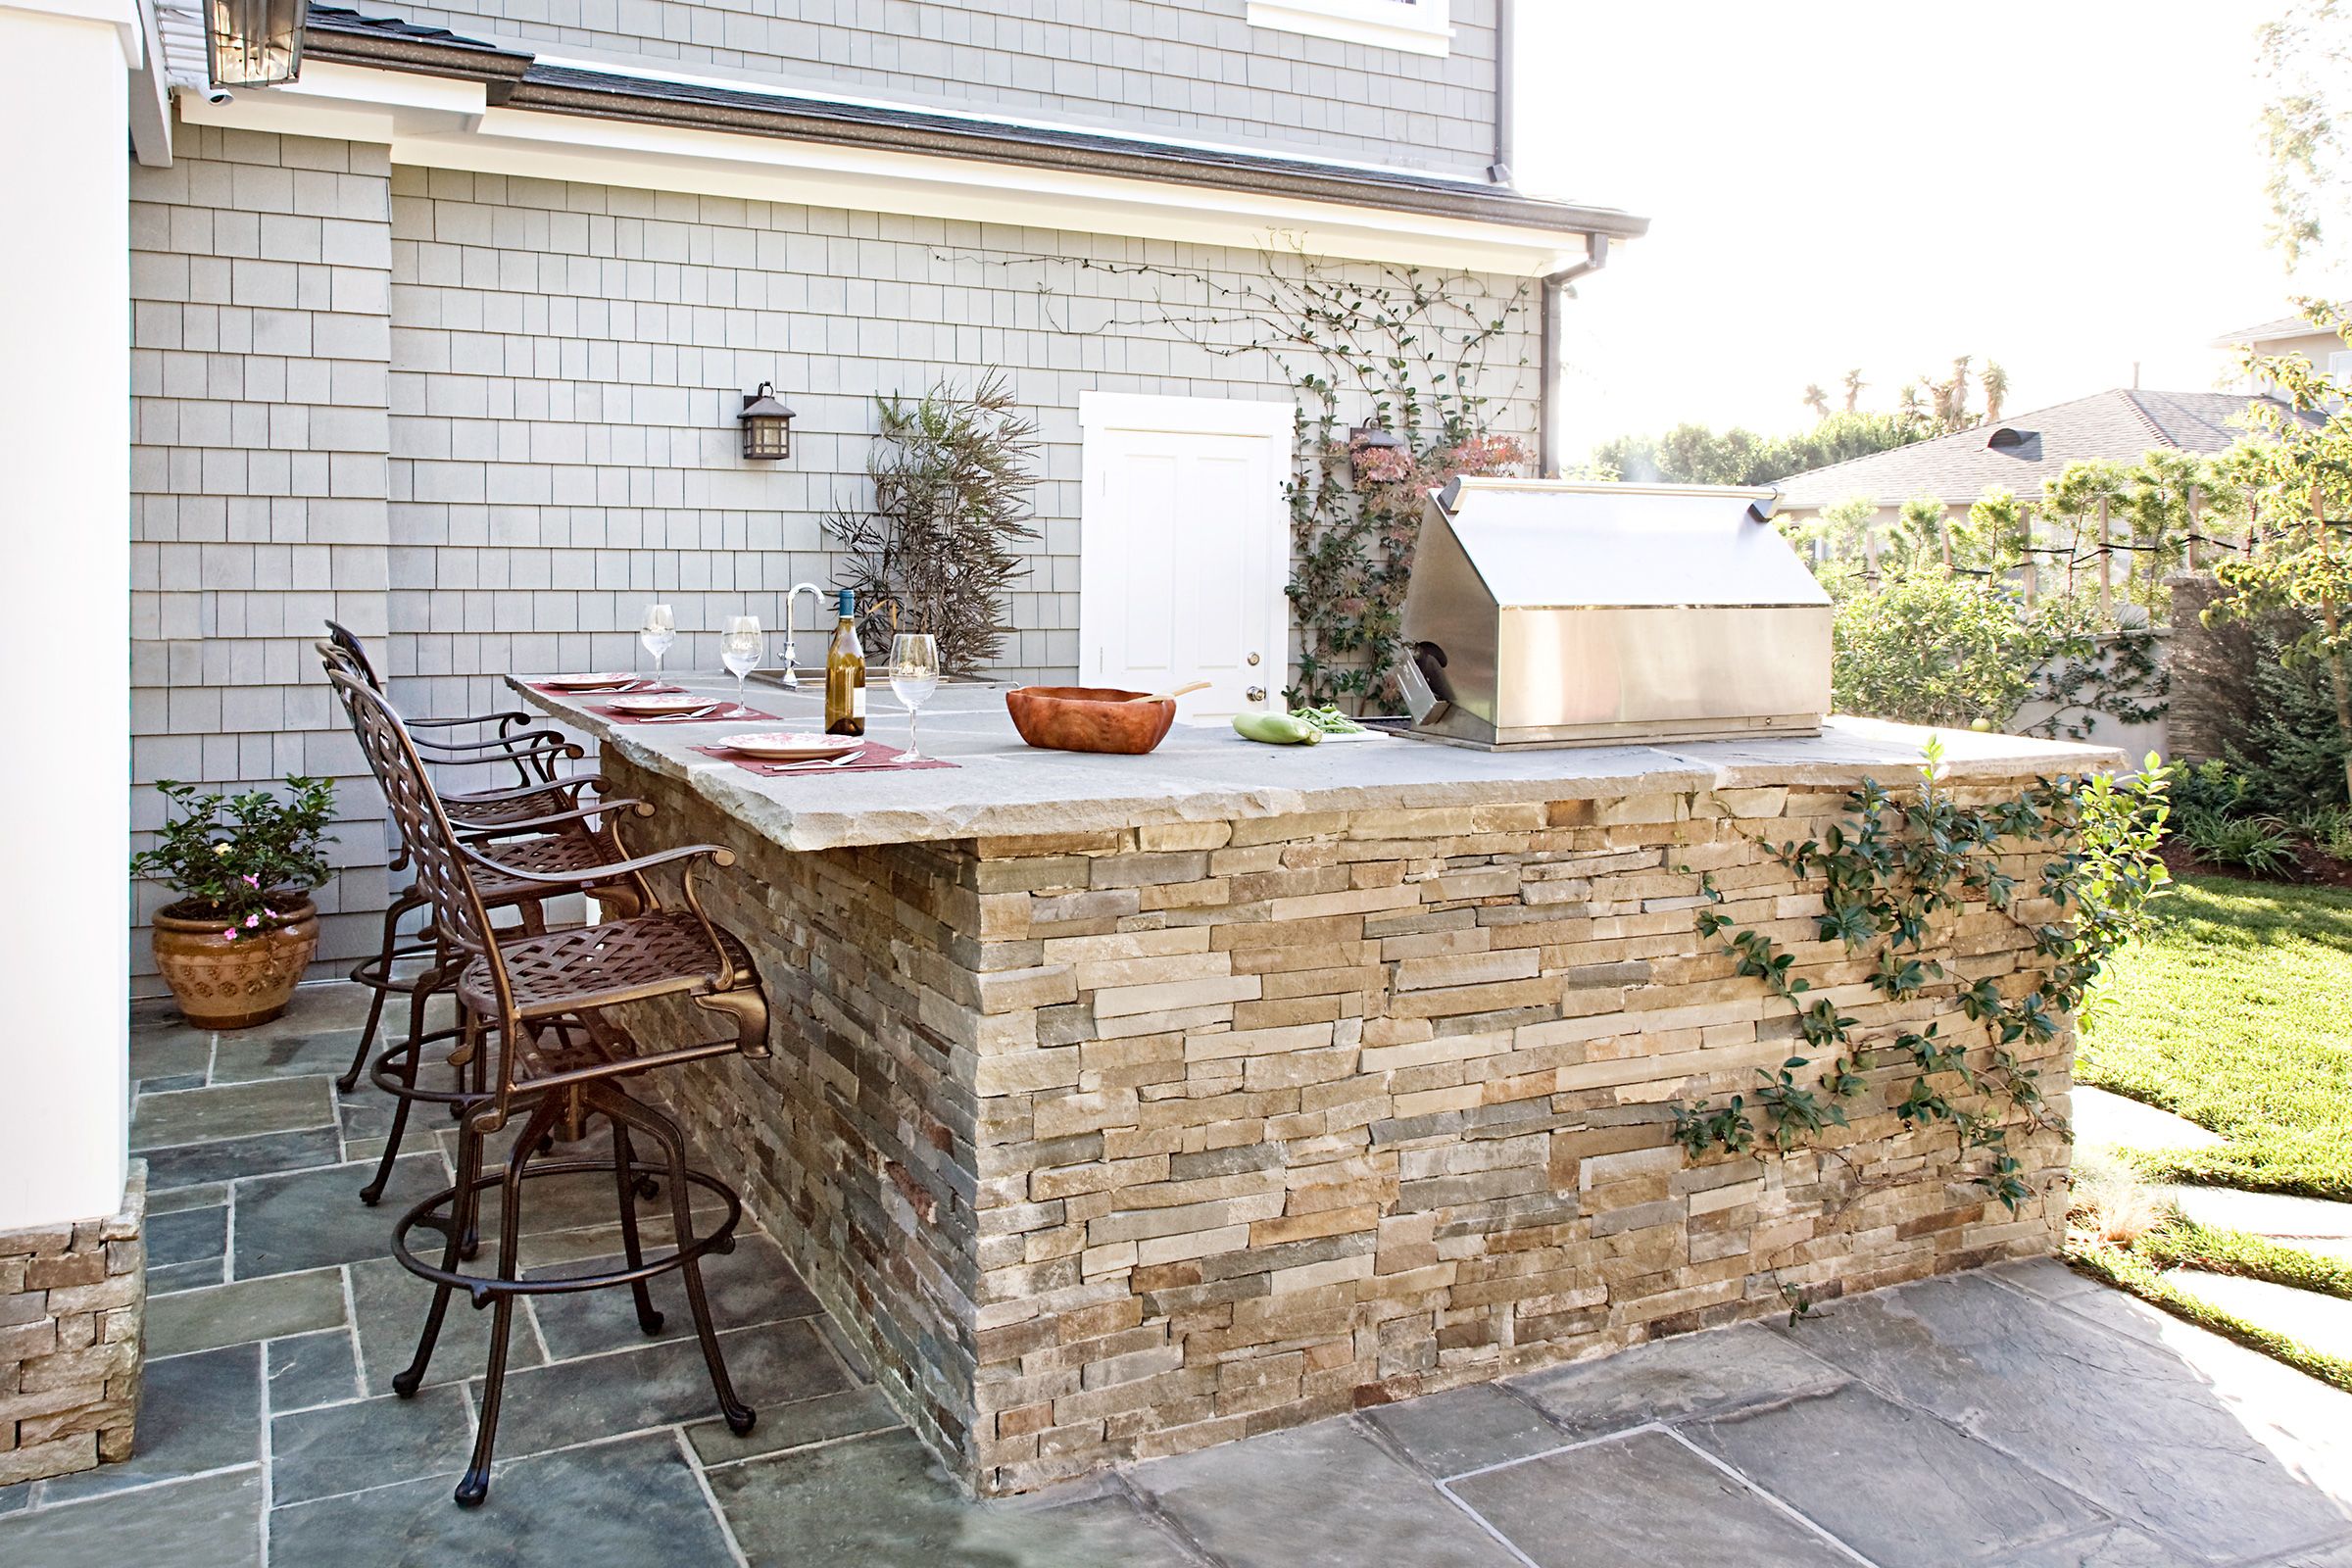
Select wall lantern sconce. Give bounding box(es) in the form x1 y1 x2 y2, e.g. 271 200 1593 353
739 383 796 461
206 0 308 88
1348 424 1407 480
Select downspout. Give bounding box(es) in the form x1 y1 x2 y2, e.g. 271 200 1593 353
1490 0 1514 184
1539 235 1608 478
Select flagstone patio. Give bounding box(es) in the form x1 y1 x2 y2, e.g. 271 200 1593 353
4 986 2349 1567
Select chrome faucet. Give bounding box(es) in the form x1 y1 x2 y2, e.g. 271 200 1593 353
777 582 827 689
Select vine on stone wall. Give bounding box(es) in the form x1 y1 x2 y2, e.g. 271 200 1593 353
1673 738 2174 1214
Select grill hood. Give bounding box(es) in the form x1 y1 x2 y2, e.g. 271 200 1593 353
1396 478 1832 750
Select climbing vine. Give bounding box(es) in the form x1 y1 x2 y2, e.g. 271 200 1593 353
1674 738 2174 1213
1067 242 1537 711
2024 620 2171 744
914 239 1542 709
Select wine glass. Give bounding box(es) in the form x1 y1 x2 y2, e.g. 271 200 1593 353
719 615 764 709
889 633 940 760
639 604 675 681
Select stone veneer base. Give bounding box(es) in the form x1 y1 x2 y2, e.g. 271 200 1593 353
0 1163 146 1486
611 758 2076 1496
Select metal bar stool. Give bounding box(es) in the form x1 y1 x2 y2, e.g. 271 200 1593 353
322 623 605 1098
331 669 771 1507
318 636 649 1206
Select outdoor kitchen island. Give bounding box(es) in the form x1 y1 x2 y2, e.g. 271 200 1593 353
510 676 2119 1497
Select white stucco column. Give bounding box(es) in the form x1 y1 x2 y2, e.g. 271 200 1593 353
0 0 137 1230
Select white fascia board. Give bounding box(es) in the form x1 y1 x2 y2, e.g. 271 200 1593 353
1246 0 1451 57
399 107 1589 275
175 60 1592 274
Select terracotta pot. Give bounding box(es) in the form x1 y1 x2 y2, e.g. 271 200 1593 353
151 897 320 1030
1004 686 1178 755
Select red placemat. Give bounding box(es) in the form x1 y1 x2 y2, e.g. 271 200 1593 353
587 699 782 726
692 739 957 776
528 679 684 697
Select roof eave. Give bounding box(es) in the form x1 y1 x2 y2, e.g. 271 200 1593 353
305 15 531 94
299 27 1644 244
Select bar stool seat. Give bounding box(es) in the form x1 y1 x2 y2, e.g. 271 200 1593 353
462 910 756 1023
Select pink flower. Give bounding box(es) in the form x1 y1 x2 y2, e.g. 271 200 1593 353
241 873 260 888
220 928 238 942
243 913 261 929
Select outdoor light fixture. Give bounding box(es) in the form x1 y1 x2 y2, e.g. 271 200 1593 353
1348 424 1407 478
739 383 795 460
206 0 308 88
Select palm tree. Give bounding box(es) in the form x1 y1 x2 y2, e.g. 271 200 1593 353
1981 360 2010 424
1841 369 1865 412
1802 383 1830 421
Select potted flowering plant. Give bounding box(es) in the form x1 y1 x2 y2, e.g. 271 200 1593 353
130 776 336 1028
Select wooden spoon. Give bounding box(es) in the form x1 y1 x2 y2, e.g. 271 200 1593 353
1125 681 1211 704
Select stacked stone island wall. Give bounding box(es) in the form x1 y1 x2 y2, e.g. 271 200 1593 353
0 1165 146 1486
612 759 2074 1495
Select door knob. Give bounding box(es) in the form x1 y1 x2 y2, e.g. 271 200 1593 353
1246 685 1266 703
1247 652 1261 666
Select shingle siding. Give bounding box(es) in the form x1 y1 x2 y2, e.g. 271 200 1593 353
389 0 1500 176
129 127 1536 989
129 126 397 992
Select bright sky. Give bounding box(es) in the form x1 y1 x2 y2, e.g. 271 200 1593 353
1513 1 2298 455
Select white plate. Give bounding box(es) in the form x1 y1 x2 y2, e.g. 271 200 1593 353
606 691 719 715
541 671 638 691
716 731 862 761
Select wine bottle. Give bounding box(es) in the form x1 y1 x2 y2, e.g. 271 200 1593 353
824 589 866 737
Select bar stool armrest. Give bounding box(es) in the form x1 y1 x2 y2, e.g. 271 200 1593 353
458 800 654 841
461 839 732 886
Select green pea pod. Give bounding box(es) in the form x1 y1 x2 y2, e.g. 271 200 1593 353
1232 710 1323 746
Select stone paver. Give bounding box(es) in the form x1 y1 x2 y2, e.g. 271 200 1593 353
4 991 2350 1567
2164 1269 2352 1361
2161 1184 2352 1243
2072 1086 2225 1152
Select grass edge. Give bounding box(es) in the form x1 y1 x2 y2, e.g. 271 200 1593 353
2064 1241 2352 1395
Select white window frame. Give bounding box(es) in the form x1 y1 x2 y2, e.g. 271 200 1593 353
1246 0 1453 58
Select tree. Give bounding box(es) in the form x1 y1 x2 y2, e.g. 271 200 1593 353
2208 300 2352 799
1802 383 1830 420
1929 356 1973 428
1885 495 1949 576
1956 488 2032 579
2040 459 2130 600
1981 360 2010 424
1841 368 1865 413
2116 448 2207 614
2257 0 2352 274
1818 495 1879 581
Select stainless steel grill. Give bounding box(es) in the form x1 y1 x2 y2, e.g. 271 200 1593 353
1396 478 1832 750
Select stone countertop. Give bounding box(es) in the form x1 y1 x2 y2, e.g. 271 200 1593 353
507 675 2126 853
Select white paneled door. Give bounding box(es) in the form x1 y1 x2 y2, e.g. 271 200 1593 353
1079 393 1295 719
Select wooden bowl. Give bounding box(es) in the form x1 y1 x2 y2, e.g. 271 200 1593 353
1005 686 1177 755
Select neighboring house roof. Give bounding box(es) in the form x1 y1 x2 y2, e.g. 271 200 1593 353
283 5 1648 243
1773 389 2313 510
2211 309 2345 348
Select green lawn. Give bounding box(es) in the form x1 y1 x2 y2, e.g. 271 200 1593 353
2078 874 2352 1200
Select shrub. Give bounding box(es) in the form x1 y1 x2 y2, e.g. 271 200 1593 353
824 371 1038 673
2175 806 2300 877
2227 625 2352 814
130 777 337 934
1831 570 2046 727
